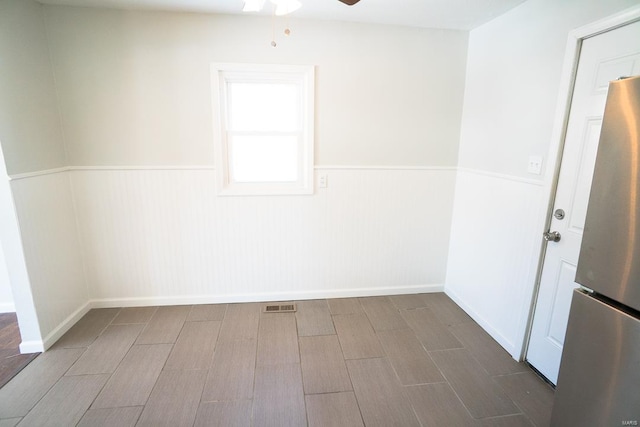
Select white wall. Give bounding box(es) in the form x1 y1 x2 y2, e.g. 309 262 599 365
446 0 640 359
16 7 468 308
446 170 545 357
0 0 89 351
43 7 468 168
0 2 470 349
457 0 640 179
0 0 67 176
8 0 635 358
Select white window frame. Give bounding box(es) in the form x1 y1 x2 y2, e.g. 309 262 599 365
211 63 315 196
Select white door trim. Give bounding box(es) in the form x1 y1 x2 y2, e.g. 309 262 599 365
521 5 640 361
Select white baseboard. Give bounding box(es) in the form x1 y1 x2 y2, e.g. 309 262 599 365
90 284 444 308
38 301 92 351
19 340 45 353
0 303 16 313
444 287 519 360
23 285 443 353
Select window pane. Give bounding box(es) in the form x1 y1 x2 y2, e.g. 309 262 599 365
228 82 299 132
230 135 298 182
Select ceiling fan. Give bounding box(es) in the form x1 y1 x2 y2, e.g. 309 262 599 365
244 0 361 16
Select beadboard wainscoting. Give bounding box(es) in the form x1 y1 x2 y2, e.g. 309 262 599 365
445 168 545 359
0 235 15 313
64 167 455 307
10 170 89 351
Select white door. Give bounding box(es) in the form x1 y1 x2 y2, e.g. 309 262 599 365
527 20 640 385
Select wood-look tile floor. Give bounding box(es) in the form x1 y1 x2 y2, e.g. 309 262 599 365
0 293 554 426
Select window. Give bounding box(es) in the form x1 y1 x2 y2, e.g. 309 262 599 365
211 63 315 195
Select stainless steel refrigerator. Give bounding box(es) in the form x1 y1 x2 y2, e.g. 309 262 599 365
551 75 640 426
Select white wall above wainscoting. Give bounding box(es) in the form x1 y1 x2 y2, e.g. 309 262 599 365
43 7 468 170
445 168 545 359
62 166 455 306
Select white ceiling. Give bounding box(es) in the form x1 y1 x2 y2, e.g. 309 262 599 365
37 0 527 30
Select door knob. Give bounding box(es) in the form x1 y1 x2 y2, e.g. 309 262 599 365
543 231 561 242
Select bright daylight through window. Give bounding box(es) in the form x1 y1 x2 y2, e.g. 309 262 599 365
212 64 314 195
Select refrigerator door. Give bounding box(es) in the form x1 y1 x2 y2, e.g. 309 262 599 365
551 289 640 426
576 75 640 311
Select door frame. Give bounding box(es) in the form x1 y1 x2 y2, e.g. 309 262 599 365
522 5 640 361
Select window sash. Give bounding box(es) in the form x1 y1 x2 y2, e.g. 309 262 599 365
226 131 303 184
225 81 303 133
212 63 314 196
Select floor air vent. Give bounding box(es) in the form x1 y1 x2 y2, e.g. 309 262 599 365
263 304 296 313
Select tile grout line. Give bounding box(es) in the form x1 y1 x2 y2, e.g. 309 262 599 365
443 316 549 424
184 311 224 424
198 308 221 409
118 312 178 422
19 344 91 420
67 309 124 420
444 324 490 375
330 303 367 427
390 301 436 427
250 303 260 427
293 301 311 427
488 373 535 425
425 347 526 423
23 308 122 425
9 295 552 426
422 348 481 422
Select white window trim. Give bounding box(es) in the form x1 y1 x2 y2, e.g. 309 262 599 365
211 63 315 196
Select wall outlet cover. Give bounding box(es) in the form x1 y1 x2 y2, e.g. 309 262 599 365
528 156 543 175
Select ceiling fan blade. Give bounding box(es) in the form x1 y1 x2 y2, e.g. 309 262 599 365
337 0 361 5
